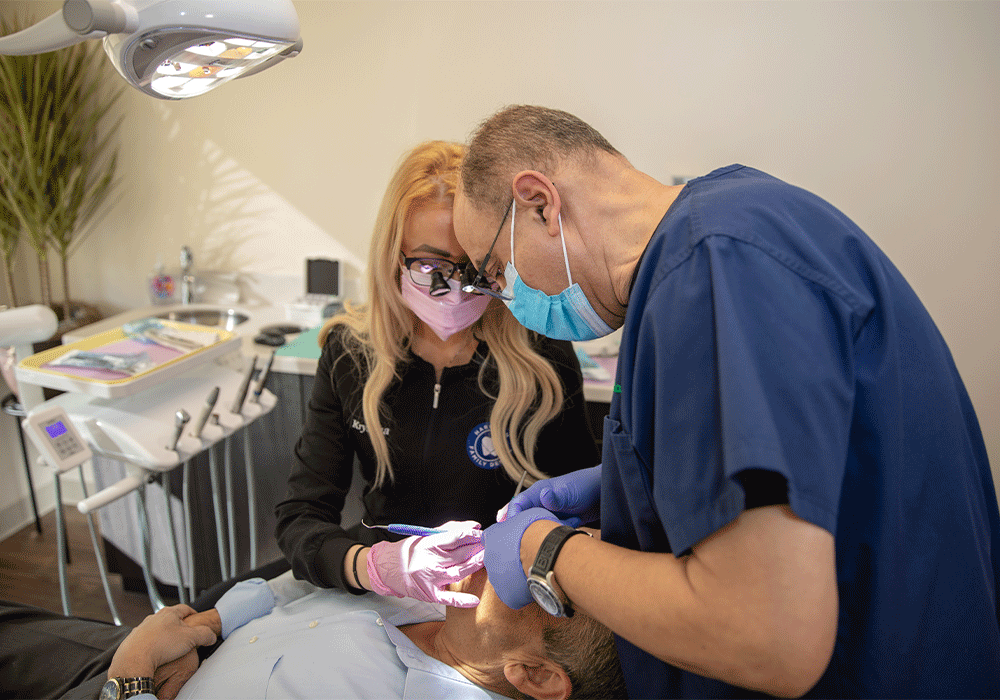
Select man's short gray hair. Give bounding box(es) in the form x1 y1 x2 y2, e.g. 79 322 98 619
461 105 622 219
543 610 627 700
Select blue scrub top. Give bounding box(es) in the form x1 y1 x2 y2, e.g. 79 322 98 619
603 165 1000 698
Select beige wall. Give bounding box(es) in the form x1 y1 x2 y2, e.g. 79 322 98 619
2 1 998 531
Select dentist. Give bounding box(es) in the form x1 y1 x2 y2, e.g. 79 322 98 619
454 105 1000 698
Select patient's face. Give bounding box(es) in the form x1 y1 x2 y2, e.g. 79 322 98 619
445 568 548 655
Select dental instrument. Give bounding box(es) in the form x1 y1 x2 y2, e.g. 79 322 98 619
191 386 220 438
168 408 191 451
123 318 217 353
362 520 447 537
514 469 527 497
250 351 276 403
46 349 155 376
230 355 257 414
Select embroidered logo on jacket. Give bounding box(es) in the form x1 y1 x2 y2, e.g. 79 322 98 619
467 422 500 469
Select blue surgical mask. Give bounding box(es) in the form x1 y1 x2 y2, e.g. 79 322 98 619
502 202 614 341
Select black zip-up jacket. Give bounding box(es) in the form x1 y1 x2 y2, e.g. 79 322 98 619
275 327 599 591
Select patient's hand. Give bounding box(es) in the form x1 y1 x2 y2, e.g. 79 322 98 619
152 610 221 699
153 649 199 700
107 605 217 685
183 608 222 636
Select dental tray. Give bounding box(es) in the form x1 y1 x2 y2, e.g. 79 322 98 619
16 320 241 399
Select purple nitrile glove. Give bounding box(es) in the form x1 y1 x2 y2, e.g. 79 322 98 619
483 507 561 610
367 520 484 608
498 464 602 527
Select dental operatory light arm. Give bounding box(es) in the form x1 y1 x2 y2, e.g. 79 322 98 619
0 2 134 54
0 0 302 100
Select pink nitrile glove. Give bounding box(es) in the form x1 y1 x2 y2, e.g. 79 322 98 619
366 520 485 608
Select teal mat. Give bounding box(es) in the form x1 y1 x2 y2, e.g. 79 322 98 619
274 326 323 359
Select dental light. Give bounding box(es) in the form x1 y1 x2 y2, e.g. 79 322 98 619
0 0 302 100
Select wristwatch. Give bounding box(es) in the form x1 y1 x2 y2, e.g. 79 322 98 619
100 677 154 699
527 525 590 617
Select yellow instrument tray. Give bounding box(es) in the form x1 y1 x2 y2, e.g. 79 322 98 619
16 320 241 399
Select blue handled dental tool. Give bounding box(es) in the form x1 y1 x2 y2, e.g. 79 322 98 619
361 519 446 537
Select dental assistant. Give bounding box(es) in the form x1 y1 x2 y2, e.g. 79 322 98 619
454 106 1000 698
275 141 598 608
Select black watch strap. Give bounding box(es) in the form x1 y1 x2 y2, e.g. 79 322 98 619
529 525 590 614
530 525 587 577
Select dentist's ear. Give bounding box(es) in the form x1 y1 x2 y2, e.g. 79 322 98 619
504 659 571 700
511 171 560 238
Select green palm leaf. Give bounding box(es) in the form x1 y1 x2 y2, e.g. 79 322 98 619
0 12 123 315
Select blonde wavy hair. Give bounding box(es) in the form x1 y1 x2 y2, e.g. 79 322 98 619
319 140 565 489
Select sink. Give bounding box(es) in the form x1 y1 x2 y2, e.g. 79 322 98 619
153 308 250 331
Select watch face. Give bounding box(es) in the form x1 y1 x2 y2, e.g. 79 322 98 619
528 578 563 617
100 679 122 700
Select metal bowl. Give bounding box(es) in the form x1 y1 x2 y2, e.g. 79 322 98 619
153 308 249 331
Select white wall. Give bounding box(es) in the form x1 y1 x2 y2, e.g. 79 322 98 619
2 1 998 533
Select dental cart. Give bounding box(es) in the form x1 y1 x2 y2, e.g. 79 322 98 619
15 320 277 619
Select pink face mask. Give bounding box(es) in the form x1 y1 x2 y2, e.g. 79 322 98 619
400 269 491 341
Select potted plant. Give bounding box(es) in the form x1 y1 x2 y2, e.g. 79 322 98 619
0 13 123 340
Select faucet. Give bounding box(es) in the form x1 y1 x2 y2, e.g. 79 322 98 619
180 246 196 304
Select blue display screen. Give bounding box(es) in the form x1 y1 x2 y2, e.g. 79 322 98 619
44 420 67 439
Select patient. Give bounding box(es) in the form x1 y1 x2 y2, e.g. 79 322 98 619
0 568 625 700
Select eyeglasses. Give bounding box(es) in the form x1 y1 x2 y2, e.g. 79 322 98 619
401 256 470 296
461 199 513 301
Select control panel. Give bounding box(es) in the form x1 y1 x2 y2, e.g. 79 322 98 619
23 404 93 473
